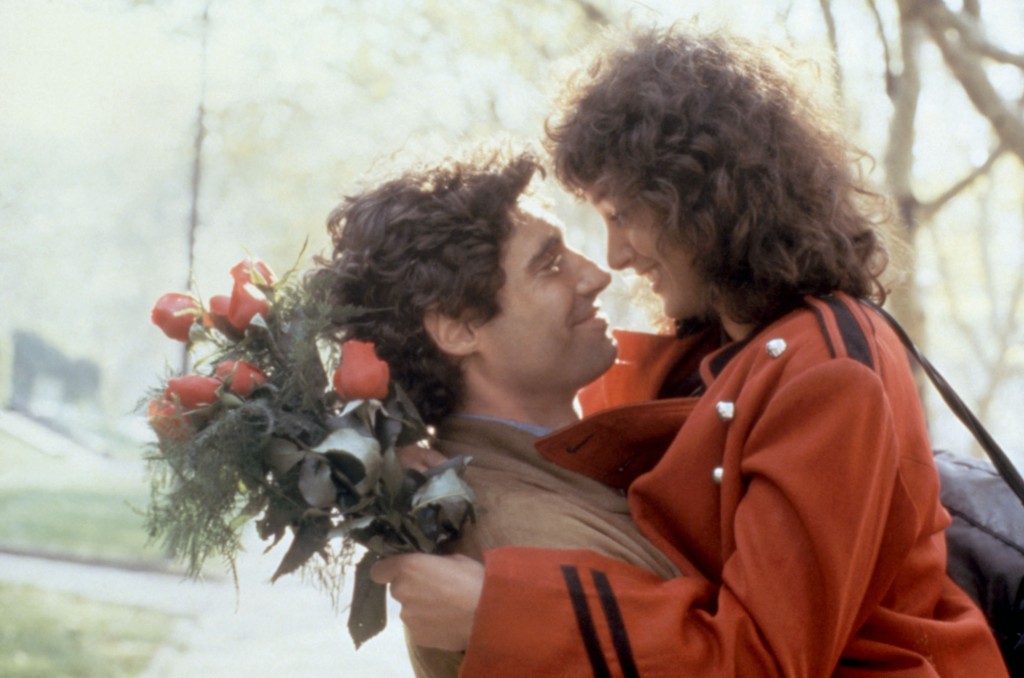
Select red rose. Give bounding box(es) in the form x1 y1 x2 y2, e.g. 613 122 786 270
230 257 276 288
202 294 240 337
166 374 222 410
151 292 202 342
147 397 194 442
203 294 231 326
227 282 269 332
333 340 390 401
214 359 267 398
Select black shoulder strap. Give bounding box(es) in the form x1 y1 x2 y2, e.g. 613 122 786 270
868 301 1024 509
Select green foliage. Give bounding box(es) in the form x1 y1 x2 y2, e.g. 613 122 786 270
0 489 162 563
0 583 173 678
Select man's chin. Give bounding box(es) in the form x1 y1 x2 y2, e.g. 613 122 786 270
589 340 619 381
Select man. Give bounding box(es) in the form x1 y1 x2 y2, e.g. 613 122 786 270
311 149 684 676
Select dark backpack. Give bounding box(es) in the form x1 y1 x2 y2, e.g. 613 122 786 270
936 451 1024 673
874 304 1024 674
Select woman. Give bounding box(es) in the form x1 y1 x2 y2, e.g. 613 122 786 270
373 27 1008 676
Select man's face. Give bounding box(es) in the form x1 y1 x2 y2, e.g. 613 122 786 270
469 208 617 405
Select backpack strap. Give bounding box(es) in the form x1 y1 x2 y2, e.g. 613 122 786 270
866 301 1024 509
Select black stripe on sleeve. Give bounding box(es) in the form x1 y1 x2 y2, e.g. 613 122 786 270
822 295 873 368
561 565 611 678
591 569 640 678
807 302 837 359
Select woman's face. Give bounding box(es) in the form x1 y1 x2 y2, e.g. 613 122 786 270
588 194 710 324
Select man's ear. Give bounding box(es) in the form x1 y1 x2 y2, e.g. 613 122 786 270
423 309 479 357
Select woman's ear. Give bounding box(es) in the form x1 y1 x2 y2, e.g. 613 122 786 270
423 309 479 357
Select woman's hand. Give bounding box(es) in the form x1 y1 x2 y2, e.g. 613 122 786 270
370 553 484 651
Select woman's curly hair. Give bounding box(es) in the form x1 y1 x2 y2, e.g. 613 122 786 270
546 27 892 328
310 150 542 425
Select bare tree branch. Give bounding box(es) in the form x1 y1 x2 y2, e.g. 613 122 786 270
922 223 988 368
817 0 844 99
571 0 609 25
925 0 1024 69
972 192 1024 424
183 0 211 373
865 0 896 98
886 1 924 229
917 143 1006 220
918 0 1024 160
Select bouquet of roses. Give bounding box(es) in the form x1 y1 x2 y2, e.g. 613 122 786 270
144 254 475 647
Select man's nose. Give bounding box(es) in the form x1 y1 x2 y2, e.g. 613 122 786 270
576 254 612 296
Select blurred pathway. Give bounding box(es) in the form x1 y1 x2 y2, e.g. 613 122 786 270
0 542 415 677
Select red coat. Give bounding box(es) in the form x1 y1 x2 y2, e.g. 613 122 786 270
460 294 1007 677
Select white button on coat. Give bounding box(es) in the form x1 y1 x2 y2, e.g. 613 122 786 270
766 338 787 358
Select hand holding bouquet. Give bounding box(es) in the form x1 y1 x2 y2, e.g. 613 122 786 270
145 254 475 647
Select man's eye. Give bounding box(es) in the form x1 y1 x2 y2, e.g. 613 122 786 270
545 255 563 273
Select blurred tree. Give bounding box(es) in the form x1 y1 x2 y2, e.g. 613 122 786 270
1 0 1019 461
873 0 1023 443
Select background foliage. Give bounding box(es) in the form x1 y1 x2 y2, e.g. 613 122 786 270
2 0 1020 466
0 1 1021 673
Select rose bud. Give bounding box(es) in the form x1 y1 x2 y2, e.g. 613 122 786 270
214 359 267 398
147 397 194 442
202 294 241 337
227 282 269 332
151 292 202 342
230 257 276 288
203 294 231 326
165 374 222 411
333 340 390 401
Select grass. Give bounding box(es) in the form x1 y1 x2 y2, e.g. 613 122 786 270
0 583 175 678
0 488 166 563
0 421 168 564
0 418 179 677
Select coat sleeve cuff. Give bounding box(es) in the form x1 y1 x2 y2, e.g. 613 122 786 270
460 546 682 676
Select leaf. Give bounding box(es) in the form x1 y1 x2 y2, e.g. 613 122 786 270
410 467 475 511
229 492 267 531
270 515 330 582
410 468 476 551
314 425 381 493
375 415 405 451
267 437 305 474
338 399 363 418
257 465 304 545
298 455 336 508
273 410 327 448
400 512 438 553
379 446 410 501
328 515 375 540
385 384 430 447
423 454 472 479
249 313 270 331
348 551 388 649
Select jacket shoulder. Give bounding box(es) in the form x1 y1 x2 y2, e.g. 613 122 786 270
705 294 888 383
800 294 881 369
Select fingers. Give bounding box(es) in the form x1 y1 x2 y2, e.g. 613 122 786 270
396 444 447 472
368 553 483 651
369 553 409 585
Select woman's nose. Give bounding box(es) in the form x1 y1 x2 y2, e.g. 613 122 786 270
605 224 632 271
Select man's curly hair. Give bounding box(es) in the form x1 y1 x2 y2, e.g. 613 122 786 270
546 27 892 329
310 151 542 425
